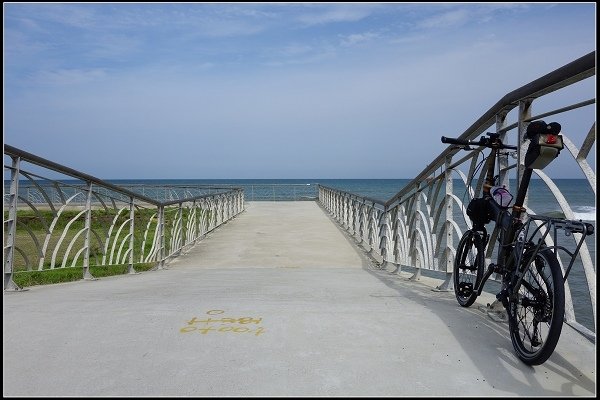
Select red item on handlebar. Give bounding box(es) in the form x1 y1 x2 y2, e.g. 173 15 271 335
545 134 557 144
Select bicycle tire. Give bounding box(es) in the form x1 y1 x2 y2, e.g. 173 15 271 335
508 247 565 365
454 229 485 307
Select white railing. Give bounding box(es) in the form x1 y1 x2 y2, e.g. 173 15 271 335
3 145 244 289
319 52 596 338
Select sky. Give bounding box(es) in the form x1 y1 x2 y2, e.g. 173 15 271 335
3 2 597 180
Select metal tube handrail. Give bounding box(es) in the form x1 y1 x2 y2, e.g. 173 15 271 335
385 51 595 209
317 184 386 207
4 144 161 206
4 145 246 288
318 51 596 337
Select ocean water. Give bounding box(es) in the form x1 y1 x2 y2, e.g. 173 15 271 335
8 177 597 332
107 178 595 222
106 178 595 333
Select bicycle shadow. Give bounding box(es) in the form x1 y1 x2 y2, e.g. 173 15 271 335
360 263 595 396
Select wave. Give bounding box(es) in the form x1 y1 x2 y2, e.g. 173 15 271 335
539 206 595 221
573 206 596 221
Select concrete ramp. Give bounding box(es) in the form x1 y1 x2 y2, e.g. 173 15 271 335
2 202 595 396
174 201 369 268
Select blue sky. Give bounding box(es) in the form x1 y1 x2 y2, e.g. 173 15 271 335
3 3 596 179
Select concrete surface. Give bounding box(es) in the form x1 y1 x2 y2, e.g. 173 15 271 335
2 202 596 397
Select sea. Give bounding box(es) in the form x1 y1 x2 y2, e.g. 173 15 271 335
105 178 595 221
103 178 596 333
9 177 598 333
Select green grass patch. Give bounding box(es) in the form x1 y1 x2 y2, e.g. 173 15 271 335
6 204 216 281
11 263 157 288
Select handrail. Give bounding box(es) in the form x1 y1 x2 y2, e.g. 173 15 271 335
385 51 595 209
4 144 161 206
319 51 596 338
4 145 245 290
318 184 386 207
4 144 243 207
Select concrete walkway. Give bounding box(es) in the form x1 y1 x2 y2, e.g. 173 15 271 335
3 202 596 397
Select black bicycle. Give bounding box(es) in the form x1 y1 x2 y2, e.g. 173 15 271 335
441 120 594 365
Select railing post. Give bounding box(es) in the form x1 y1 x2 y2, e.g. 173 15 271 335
128 196 136 274
379 208 393 270
390 205 404 274
496 112 510 188
358 201 367 244
366 203 376 254
82 181 95 280
178 203 184 253
343 195 349 229
156 205 166 270
4 156 23 291
436 156 454 291
348 198 354 234
409 184 422 281
517 99 533 202
240 189 245 213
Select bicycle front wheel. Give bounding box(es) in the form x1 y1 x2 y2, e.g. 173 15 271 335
454 229 485 307
508 247 565 365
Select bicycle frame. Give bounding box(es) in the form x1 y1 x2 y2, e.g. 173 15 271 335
443 123 593 365
469 134 593 299
471 135 530 297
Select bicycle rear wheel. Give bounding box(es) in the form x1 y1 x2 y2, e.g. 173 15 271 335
508 247 565 365
454 229 485 307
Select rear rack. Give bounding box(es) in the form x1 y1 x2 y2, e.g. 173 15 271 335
517 214 594 283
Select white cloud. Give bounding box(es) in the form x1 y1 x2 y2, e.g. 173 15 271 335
32 68 108 86
3 3 595 179
86 34 143 59
297 7 372 26
23 4 99 29
280 44 314 57
388 33 428 45
417 9 470 29
339 32 381 47
199 20 266 38
3 28 50 58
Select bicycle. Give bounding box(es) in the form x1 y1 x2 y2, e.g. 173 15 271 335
441 120 594 365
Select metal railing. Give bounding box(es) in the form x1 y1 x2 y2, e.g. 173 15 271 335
244 184 317 201
83 183 317 202
319 51 596 338
3 144 244 290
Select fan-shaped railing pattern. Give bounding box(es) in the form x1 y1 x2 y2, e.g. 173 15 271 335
319 51 596 339
4 146 244 289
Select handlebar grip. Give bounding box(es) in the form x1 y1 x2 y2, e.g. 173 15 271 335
441 136 470 146
442 135 517 150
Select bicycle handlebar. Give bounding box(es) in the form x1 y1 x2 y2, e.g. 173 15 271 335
441 135 517 150
440 136 470 146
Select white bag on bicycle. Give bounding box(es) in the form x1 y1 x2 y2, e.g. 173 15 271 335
490 186 513 208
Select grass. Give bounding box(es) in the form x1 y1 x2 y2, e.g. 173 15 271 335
6 206 215 286
11 263 157 288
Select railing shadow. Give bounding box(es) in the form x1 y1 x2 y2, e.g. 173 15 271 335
359 261 595 396
316 51 596 338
